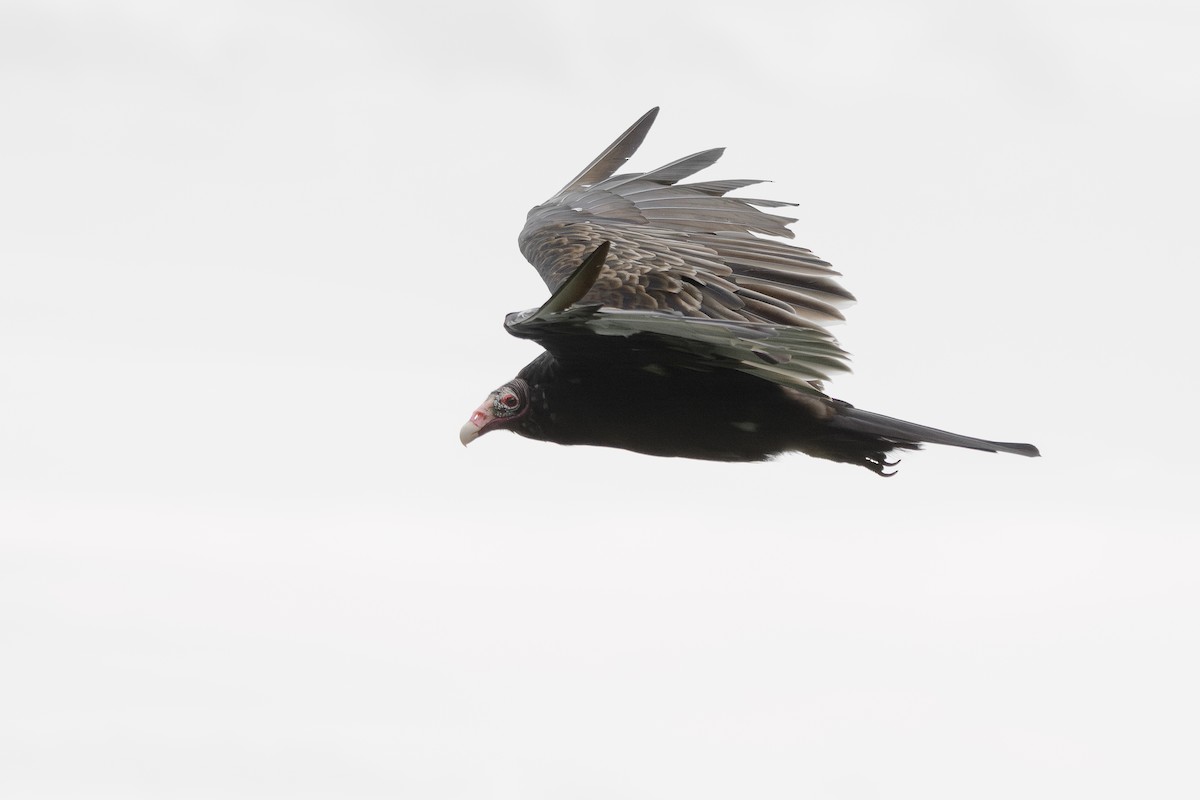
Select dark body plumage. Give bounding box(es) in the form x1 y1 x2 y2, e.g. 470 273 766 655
511 350 906 471
504 341 1035 476
460 109 1039 475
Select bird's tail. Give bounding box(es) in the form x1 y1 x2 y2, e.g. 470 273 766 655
806 400 1041 474
830 402 1036 453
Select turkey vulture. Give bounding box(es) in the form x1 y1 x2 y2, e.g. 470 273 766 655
459 108 1039 475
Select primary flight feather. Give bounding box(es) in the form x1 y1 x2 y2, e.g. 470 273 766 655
460 108 1039 475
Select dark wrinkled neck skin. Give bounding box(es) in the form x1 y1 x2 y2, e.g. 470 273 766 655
511 351 838 463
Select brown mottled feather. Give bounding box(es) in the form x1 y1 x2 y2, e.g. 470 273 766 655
518 109 855 331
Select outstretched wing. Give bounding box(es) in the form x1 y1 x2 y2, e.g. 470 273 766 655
506 244 850 395
518 108 855 331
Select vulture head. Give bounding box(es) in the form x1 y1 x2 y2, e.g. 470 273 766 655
459 379 531 446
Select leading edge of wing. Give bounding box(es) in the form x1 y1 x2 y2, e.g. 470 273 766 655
510 242 610 326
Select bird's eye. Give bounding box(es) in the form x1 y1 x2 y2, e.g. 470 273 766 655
499 393 519 409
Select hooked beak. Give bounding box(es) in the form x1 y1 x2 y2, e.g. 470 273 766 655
459 404 493 446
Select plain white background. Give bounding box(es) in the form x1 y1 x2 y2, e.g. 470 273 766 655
2 1 1198 798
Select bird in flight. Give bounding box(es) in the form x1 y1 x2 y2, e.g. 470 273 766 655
459 108 1039 475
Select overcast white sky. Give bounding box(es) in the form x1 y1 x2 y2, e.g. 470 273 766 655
2 1 1198 798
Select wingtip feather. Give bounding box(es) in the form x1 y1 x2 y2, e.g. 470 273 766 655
556 108 661 194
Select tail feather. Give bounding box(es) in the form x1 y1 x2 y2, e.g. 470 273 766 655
829 402 1040 458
